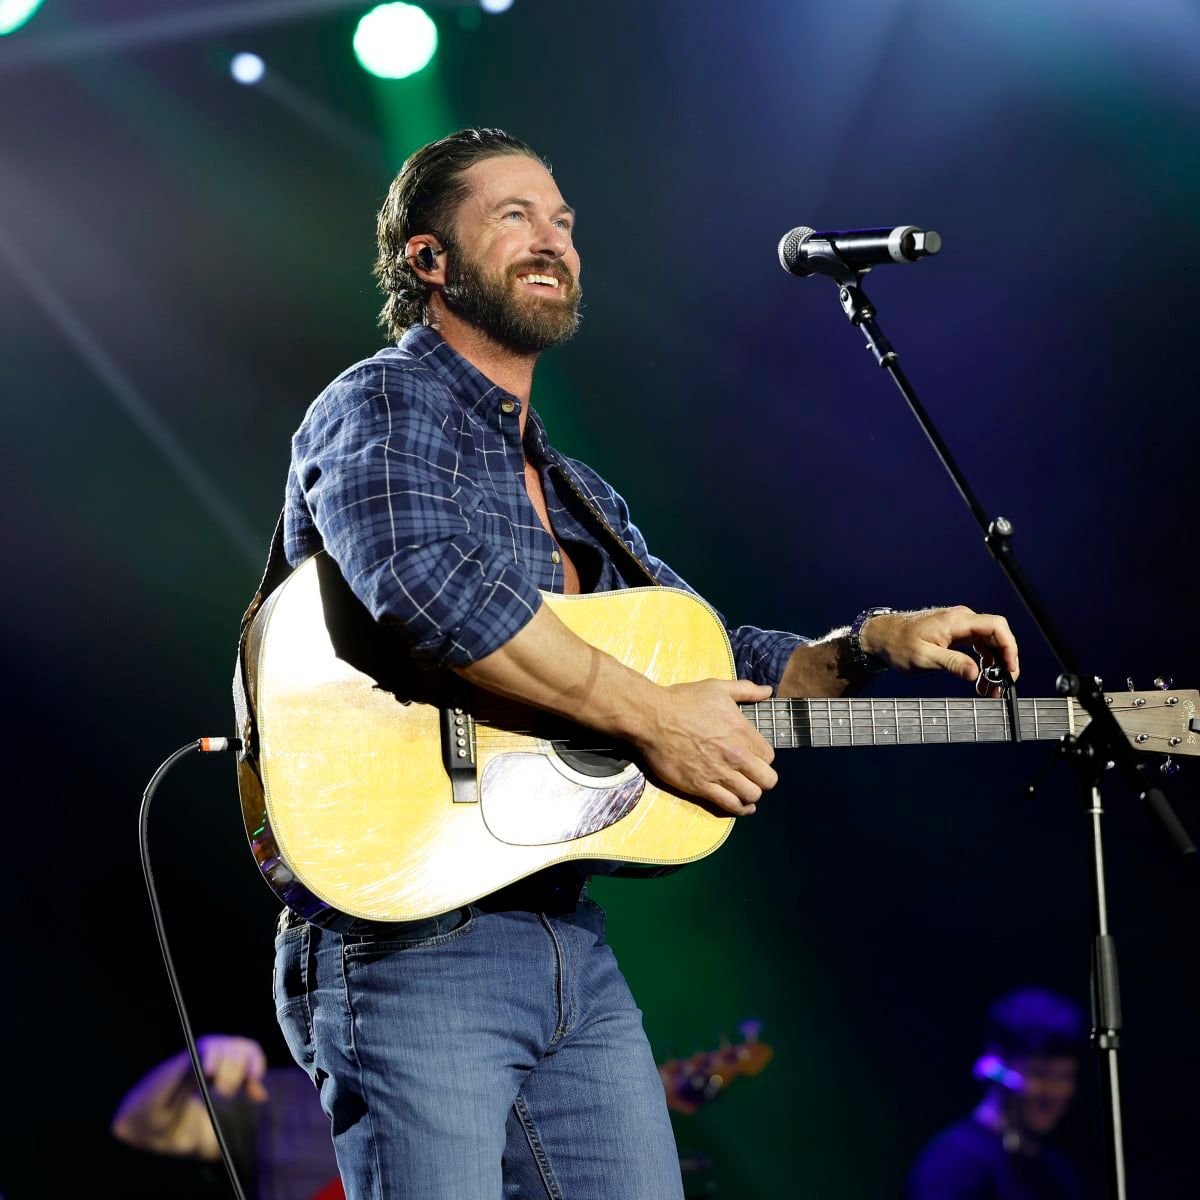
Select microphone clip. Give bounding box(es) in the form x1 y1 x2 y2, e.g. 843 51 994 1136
835 277 898 368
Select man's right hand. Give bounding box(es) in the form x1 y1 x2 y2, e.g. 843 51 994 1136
635 679 778 816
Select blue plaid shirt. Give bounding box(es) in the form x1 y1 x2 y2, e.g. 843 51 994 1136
285 325 806 687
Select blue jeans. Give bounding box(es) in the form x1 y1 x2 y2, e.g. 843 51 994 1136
273 897 685 1200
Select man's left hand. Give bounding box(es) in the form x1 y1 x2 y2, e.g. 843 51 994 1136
859 606 1019 697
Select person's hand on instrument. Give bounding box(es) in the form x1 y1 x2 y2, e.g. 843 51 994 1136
859 606 1019 698
635 679 778 816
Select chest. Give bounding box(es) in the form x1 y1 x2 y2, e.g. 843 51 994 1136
523 459 581 595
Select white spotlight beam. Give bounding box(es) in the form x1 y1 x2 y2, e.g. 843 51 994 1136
0 218 263 566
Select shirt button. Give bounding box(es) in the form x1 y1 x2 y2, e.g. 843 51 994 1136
500 400 516 414
551 550 561 564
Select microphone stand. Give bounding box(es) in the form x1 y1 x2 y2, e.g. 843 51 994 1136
820 265 1197 1200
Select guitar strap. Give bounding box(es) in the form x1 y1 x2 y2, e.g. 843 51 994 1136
233 509 291 760
548 462 660 589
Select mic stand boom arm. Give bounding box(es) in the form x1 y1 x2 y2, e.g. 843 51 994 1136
825 266 1197 1200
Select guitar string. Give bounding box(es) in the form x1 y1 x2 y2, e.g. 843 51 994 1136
466 699 1172 752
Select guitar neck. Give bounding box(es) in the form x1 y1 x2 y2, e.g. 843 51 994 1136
740 696 1082 749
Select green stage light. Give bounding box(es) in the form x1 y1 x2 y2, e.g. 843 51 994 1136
353 3 438 80
0 0 45 36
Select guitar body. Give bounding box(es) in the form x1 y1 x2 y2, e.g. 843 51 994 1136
237 554 736 924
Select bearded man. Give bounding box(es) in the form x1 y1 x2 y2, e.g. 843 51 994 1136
272 127 1020 1199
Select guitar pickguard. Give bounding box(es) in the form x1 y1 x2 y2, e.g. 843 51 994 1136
480 752 646 846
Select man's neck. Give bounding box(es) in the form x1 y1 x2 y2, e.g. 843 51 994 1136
428 308 538 418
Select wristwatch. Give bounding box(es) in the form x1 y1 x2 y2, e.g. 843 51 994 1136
847 607 894 676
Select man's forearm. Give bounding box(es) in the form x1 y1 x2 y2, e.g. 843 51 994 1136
454 601 664 739
777 632 859 698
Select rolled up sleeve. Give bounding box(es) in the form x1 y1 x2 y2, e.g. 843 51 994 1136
292 368 542 668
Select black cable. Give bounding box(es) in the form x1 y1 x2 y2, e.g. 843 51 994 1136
138 736 248 1200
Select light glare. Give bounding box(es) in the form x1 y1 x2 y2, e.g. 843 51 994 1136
231 52 266 85
0 0 45 36
354 3 438 80
481 0 514 12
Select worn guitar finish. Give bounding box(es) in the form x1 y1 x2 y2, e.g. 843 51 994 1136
236 554 1198 926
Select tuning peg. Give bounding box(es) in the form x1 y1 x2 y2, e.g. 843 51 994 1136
1126 677 1136 691
1160 757 1180 777
1154 676 1174 690
738 1019 763 1043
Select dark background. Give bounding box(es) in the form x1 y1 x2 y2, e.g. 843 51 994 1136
3 1 1198 1195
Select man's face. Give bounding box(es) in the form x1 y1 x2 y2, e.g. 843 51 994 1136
440 154 582 353
1012 1055 1078 1136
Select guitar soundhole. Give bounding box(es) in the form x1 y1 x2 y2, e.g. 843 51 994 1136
553 736 632 779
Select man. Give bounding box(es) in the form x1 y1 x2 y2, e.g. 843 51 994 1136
908 988 1087 1199
274 127 1020 1199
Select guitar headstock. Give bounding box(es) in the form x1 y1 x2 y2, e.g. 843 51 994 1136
658 1026 774 1115
1093 689 1200 758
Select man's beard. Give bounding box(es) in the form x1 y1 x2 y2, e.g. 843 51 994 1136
440 246 582 354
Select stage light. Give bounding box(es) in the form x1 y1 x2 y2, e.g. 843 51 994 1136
353 3 438 80
0 0 45 36
481 0 514 13
231 52 266 85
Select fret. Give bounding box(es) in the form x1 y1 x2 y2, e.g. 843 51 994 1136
776 697 1075 749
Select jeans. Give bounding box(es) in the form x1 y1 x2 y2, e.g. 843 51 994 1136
273 896 685 1200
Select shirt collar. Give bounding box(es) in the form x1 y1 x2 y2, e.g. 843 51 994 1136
397 324 521 422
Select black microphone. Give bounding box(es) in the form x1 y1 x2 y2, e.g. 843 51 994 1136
777 225 942 278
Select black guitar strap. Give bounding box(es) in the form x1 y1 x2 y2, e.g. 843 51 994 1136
233 509 293 760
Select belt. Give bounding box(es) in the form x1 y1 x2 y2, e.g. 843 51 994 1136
275 866 588 935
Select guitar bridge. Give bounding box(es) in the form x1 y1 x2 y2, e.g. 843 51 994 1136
441 702 478 803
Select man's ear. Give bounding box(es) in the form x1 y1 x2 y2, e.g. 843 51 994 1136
404 238 445 278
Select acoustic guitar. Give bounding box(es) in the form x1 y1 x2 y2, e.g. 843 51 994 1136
234 553 1197 925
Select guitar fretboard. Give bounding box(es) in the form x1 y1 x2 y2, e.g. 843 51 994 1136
740 697 1082 749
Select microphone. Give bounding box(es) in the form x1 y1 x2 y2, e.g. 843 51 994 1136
777 225 942 278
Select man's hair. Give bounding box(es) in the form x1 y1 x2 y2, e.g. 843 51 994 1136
984 987 1087 1059
374 127 548 341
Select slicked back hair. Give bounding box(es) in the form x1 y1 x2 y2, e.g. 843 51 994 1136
374 128 548 341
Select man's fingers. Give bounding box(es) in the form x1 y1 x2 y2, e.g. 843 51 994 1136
946 612 1020 678
733 753 778 793
727 679 773 702
707 783 757 816
923 647 980 682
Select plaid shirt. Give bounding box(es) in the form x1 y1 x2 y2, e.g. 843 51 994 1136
285 325 805 686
